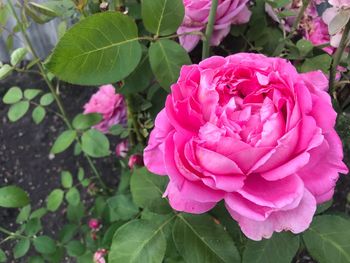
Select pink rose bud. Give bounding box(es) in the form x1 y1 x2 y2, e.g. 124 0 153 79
144 53 348 241
128 154 144 169
83 85 127 133
115 140 129 158
178 0 251 51
93 249 107 263
88 219 100 230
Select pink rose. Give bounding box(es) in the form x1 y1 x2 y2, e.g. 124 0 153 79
84 85 127 133
144 53 348 240
128 154 144 169
178 0 251 51
115 140 129 158
306 17 334 54
88 218 100 230
93 249 107 263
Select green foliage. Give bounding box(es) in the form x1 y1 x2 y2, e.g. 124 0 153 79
46 12 142 85
173 213 241 263
149 39 191 90
0 249 6 263
81 129 110 157
13 239 30 259
242 232 300 263
51 130 77 154
72 113 102 130
0 185 29 208
10 47 27 66
66 187 80 206
3 86 22 104
130 167 171 214
109 219 167 263
8 101 30 122
46 189 64 212
0 64 13 80
32 106 46 124
142 0 184 36
61 171 73 188
303 215 350 263
107 194 139 221
40 93 54 106
24 89 42 100
33 236 57 254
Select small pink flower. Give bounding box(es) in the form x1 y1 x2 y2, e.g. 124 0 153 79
88 218 100 230
84 85 127 133
93 249 107 263
128 154 144 169
115 140 129 158
178 0 251 51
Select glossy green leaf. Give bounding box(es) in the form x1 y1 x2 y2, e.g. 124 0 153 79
142 0 184 36
46 12 142 85
46 189 64 212
107 194 139 221
61 171 73 188
40 93 54 106
66 187 80 206
66 240 85 257
149 39 191 90
10 47 27 66
72 113 102 130
81 129 110 157
16 205 31 223
28 2 59 17
0 185 29 208
33 236 57 254
303 215 350 263
130 167 170 214
109 219 167 263
242 232 300 263
0 64 13 80
173 214 240 263
8 101 30 122
0 249 6 263
3 86 22 104
32 106 46 124
13 239 30 259
24 89 42 100
25 218 42 236
51 130 77 154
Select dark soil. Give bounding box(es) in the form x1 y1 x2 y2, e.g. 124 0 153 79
0 71 120 262
0 70 349 263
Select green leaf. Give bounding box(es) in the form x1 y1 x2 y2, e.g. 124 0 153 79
33 236 56 254
0 249 6 263
78 168 85 181
66 187 80 206
301 54 332 74
66 240 86 257
28 256 45 263
102 221 125 247
173 214 240 263
72 113 103 130
107 194 139 221
3 86 22 104
8 101 30 122
10 47 27 66
0 185 29 208
46 12 142 85
296 39 313 57
28 2 59 17
109 219 167 263
0 64 13 80
46 189 64 212
40 93 54 106
122 52 153 95
61 171 73 188
316 199 333 214
67 203 85 223
29 208 47 219
32 106 46 124
24 89 41 100
51 130 77 154
303 215 350 263
16 205 31 223
59 224 78 244
25 218 42 236
130 167 170 214
242 232 300 263
149 39 191 90
13 239 30 259
142 0 184 36
81 129 110 157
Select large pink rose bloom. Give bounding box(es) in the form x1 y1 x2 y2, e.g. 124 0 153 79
144 53 348 240
178 0 251 52
84 85 127 133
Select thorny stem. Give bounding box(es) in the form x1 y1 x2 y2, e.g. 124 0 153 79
8 1 107 190
202 0 218 59
329 21 350 97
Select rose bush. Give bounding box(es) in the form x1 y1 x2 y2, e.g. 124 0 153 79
178 0 251 51
144 53 348 240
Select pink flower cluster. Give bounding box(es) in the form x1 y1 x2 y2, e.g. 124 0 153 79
178 0 251 52
144 53 347 240
84 85 127 133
